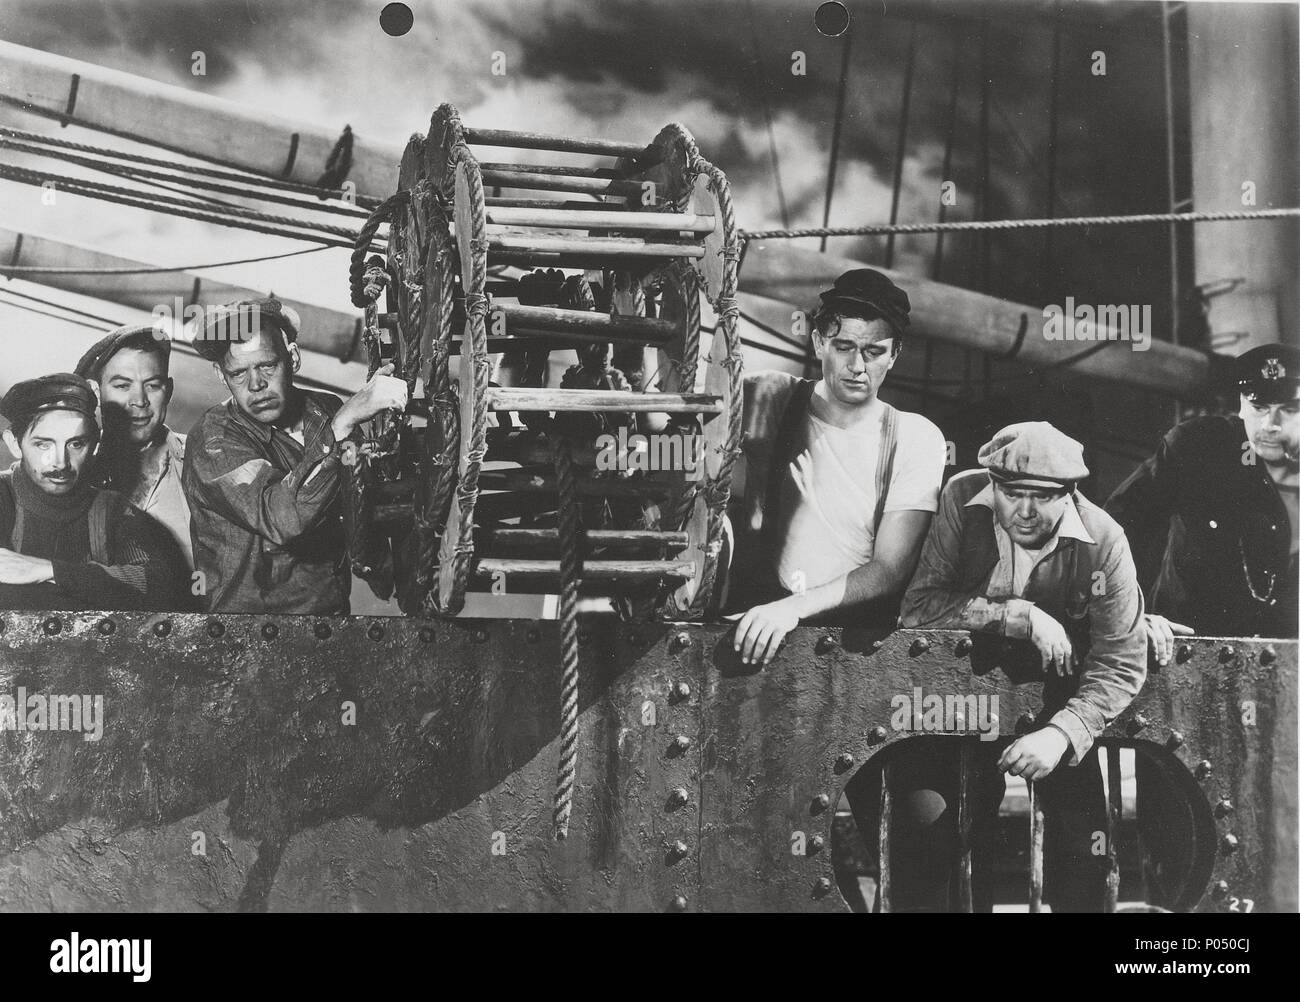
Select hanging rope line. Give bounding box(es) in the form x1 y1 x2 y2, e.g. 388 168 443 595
740 206 1300 242
0 245 332 276
551 436 582 841
0 125 381 207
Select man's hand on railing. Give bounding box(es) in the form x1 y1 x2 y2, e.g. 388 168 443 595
1145 613 1193 667
999 726 1070 781
1028 606 1075 677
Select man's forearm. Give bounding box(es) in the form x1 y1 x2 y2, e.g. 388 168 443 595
789 559 904 620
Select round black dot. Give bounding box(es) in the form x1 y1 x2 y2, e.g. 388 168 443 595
380 2 413 37
814 1 851 37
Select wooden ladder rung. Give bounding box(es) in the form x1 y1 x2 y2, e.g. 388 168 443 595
479 161 626 178
486 234 704 259
481 169 645 198
491 303 675 342
473 558 694 580
484 197 635 210
484 528 689 550
485 206 715 234
464 127 650 160
486 387 722 414
477 470 672 498
450 335 613 354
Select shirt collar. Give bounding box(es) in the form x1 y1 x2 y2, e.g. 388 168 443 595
965 479 1096 547
225 389 320 445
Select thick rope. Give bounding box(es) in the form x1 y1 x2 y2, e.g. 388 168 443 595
741 207 1300 242
0 245 329 275
0 125 381 206
552 436 583 840
349 192 409 306
0 163 375 251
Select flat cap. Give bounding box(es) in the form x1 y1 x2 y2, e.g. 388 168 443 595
817 268 910 336
1235 343 1300 404
75 322 171 380
0 373 99 429
188 297 301 362
978 421 1088 489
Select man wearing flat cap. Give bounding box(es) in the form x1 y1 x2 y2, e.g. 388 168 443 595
885 421 1146 911
76 322 194 585
182 298 407 615
1107 342 1299 644
727 269 946 664
0 373 182 611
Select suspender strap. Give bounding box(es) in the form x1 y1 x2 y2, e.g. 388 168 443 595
872 403 900 530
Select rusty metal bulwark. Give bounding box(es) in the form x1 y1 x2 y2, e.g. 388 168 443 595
0 614 1294 913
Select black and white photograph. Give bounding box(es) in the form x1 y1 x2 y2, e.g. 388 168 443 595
0 0 1295 969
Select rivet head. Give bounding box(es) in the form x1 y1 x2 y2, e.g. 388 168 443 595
668 895 688 912
909 636 931 656
1214 798 1234 818
41 616 62 636
206 619 225 639
666 840 689 863
808 834 825 855
671 734 692 754
672 631 690 651
1211 880 1230 900
1015 713 1037 736
812 876 832 898
671 681 691 703
1219 645 1235 662
314 621 332 640
1165 730 1185 750
96 618 115 636
1175 643 1193 664
954 636 972 657
526 627 541 644
867 725 888 745
815 634 837 655
834 753 855 773
472 627 488 643
1195 760 1213 781
261 622 279 641
1220 833 1239 854
418 626 435 644
811 793 831 814
152 620 171 638
368 624 385 641
666 787 689 810
1259 646 1277 666
1127 713 1149 736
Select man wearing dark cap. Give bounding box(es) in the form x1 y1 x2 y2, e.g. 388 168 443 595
182 298 407 615
1107 343 1299 642
76 322 193 580
728 268 946 663
861 422 1146 912
0 374 181 610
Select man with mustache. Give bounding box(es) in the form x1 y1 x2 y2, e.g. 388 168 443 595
0 374 181 610
873 422 1146 911
76 324 194 586
728 269 946 664
182 298 408 615
1107 343 1299 646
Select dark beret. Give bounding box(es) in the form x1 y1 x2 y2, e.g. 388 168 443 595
817 268 911 336
188 297 301 362
0 373 99 430
1235 343 1300 404
75 322 172 380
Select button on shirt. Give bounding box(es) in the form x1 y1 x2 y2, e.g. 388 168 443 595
182 390 350 615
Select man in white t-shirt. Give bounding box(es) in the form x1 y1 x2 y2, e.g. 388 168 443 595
728 269 947 664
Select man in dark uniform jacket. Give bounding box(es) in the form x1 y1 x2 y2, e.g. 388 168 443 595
1106 343 1299 647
